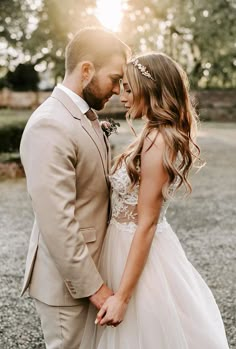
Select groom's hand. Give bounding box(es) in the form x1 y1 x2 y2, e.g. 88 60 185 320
89 284 113 309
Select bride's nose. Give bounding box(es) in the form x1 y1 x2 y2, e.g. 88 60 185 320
120 92 127 104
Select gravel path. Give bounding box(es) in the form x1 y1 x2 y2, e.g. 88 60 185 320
0 122 235 348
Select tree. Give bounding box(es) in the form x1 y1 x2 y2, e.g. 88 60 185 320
120 0 236 88
6 63 39 91
24 0 99 84
0 0 35 73
1 0 235 88
0 0 99 84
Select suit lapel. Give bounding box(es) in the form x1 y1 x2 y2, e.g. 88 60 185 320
51 87 83 121
51 87 109 188
80 116 109 181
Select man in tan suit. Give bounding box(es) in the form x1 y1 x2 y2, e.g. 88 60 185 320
20 27 130 348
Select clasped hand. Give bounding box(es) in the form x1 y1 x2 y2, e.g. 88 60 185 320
95 294 128 327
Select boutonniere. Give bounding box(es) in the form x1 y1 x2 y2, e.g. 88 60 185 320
100 118 120 137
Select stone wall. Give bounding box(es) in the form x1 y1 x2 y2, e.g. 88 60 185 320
0 161 24 179
193 90 236 122
0 88 51 109
0 88 235 121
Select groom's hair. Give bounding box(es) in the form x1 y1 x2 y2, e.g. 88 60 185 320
65 27 131 73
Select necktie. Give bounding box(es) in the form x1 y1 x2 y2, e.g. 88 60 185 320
85 109 107 153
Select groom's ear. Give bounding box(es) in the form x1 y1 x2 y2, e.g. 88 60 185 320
81 61 95 86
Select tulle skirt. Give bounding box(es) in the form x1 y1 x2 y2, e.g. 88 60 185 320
80 219 229 349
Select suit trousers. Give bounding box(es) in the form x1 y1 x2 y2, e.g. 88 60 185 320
35 299 90 349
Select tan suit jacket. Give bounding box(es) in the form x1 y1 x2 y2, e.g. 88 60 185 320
20 87 111 306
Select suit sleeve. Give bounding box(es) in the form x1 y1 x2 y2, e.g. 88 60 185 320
20 119 103 298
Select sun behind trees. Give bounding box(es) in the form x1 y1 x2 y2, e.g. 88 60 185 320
0 0 235 89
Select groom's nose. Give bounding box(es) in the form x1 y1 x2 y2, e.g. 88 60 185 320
112 83 121 95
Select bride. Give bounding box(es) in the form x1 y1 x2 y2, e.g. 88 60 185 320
80 52 229 348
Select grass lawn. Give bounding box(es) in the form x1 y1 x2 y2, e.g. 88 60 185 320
1 107 236 159
0 108 31 127
1 107 236 130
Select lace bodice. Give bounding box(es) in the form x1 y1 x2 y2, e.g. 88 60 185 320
109 162 169 226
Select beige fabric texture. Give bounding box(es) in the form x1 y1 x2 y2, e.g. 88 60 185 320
35 299 89 349
20 87 111 306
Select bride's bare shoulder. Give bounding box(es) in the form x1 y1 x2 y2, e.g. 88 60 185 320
143 129 165 153
140 128 168 192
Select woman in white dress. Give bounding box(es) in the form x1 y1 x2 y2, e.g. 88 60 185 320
80 52 229 348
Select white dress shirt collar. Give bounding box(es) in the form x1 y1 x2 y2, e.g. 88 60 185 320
57 83 90 115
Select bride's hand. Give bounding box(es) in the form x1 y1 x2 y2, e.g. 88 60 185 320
95 294 128 327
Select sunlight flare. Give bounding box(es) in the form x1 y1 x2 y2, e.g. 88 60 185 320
96 0 123 32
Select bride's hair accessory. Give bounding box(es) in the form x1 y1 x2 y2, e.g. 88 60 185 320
131 59 156 81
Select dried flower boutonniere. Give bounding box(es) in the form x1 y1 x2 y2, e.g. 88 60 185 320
100 118 120 137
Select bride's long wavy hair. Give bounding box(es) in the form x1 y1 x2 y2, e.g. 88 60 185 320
113 52 201 198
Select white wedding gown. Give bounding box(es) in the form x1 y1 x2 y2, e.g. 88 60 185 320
80 162 229 349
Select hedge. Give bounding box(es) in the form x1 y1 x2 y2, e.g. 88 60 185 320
0 123 26 153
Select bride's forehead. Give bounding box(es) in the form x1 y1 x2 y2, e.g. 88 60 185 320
122 73 129 84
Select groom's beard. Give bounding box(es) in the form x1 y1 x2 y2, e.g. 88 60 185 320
83 76 111 111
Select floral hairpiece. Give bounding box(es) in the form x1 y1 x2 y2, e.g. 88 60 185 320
132 59 156 81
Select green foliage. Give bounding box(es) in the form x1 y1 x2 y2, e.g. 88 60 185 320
0 76 10 89
0 123 25 153
0 0 235 88
6 63 39 91
0 109 30 127
0 109 28 153
0 0 30 42
120 0 236 88
0 0 33 72
24 0 99 83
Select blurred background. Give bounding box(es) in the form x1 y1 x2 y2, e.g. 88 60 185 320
0 0 236 165
0 1 235 348
0 0 236 89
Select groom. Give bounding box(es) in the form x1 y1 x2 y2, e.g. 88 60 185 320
20 27 130 348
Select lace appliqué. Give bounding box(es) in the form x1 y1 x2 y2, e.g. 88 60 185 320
109 163 139 224
109 161 170 227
